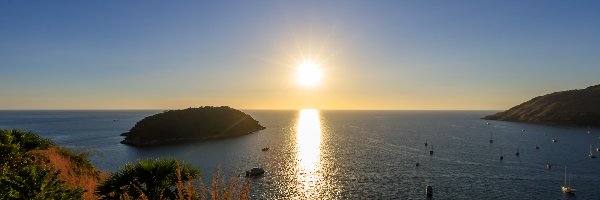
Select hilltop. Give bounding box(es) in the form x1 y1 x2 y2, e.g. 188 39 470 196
483 84 600 126
121 106 266 146
0 129 106 200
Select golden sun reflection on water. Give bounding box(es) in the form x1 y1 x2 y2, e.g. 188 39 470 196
295 109 322 197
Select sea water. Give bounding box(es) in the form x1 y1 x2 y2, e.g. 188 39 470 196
0 110 597 199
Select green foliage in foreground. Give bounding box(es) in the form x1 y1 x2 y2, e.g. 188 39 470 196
0 129 53 152
96 158 200 200
0 130 250 200
0 129 84 200
1 166 84 199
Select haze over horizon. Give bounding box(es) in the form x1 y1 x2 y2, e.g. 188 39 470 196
1 1 600 110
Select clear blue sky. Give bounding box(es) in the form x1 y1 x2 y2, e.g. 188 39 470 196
1 1 599 110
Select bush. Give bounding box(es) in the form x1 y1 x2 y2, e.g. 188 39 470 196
96 158 200 199
0 166 84 199
0 129 53 152
0 129 84 199
97 159 250 200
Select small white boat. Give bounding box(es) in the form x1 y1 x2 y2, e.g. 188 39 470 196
546 161 551 170
589 144 597 159
596 143 600 152
587 126 591 134
561 167 576 194
552 139 558 143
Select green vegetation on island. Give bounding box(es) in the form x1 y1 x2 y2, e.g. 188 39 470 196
484 84 600 126
121 106 266 146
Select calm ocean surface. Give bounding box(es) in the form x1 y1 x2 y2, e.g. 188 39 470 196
1 110 598 199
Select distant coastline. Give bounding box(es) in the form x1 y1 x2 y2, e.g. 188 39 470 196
484 84 600 127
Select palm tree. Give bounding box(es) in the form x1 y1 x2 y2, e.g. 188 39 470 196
96 158 199 199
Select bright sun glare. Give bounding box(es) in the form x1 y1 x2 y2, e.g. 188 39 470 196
296 60 323 87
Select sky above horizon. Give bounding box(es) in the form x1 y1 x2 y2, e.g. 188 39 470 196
1 1 600 110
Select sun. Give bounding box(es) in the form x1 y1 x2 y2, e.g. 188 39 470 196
296 60 323 87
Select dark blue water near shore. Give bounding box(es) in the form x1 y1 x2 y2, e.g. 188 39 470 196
0 110 598 199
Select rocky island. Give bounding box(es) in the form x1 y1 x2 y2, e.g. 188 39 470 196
121 106 266 146
483 84 600 126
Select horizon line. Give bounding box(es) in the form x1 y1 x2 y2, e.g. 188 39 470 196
0 108 503 112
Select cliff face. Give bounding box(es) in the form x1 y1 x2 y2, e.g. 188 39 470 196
121 106 265 146
483 85 600 126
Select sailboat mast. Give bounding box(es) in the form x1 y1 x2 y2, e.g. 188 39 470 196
564 167 567 186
